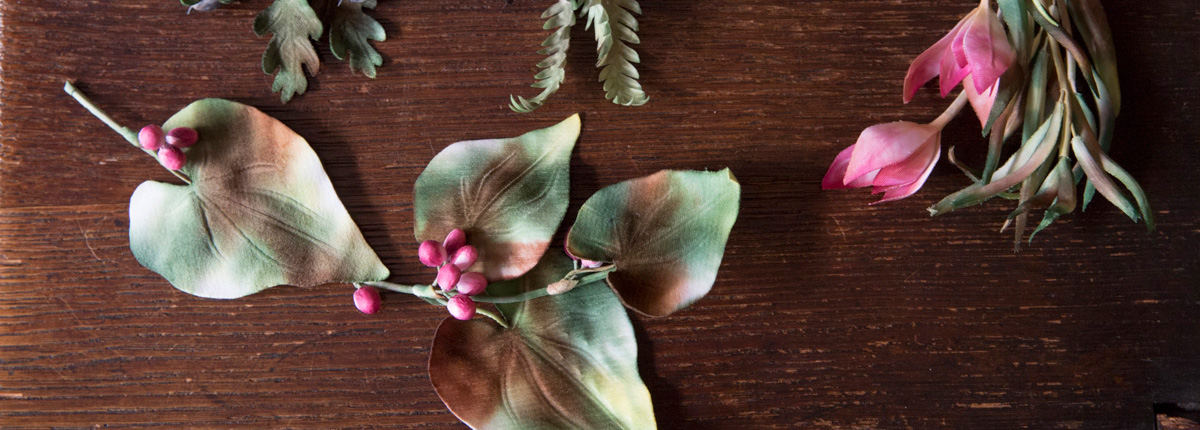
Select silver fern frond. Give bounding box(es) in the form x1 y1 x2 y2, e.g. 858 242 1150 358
583 0 648 106
510 0 581 113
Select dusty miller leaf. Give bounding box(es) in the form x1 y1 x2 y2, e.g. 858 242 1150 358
128 99 389 298
510 0 580 113
429 253 657 430
413 115 580 281
567 169 740 317
330 0 386 78
254 0 322 103
582 0 648 106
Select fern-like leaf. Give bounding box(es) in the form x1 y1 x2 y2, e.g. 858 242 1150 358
254 0 323 103
330 0 386 78
510 0 580 113
582 0 648 106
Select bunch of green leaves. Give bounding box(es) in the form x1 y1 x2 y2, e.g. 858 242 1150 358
66 83 740 428
510 0 650 112
181 0 386 103
929 0 1151 250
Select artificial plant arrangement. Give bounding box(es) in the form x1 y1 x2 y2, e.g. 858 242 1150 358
509 0 649 112
64 81 740 428
181 0 385 103
822 0 1152 249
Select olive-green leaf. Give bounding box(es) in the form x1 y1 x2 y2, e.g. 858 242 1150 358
330 0 386 78
429 253 656 430
254 0 322 103
128 99 388 299
567 169 740 317
414 115 580 282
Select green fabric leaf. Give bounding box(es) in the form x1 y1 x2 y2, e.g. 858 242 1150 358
414 115 580 281
1066 0 1121 116
510 0 580 113
429 253 657 430
567 169 740 317
254 0 323 104
330 0 386 78
582 0 649 106
128 99 389 299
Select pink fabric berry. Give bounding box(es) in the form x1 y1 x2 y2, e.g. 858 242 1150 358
419 240 447 267
157 145 186 170
443 228 467 255
451 245 477 270
166 127 199 148
456 272 488 296
447 295 476 321
437 264 462 291
139 125 165 150
353 286 382 314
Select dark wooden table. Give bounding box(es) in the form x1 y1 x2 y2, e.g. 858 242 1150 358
2 1 1197 428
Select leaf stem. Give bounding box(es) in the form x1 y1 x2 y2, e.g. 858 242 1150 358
362 281 441 299
474 307 510 329
63 81 193 185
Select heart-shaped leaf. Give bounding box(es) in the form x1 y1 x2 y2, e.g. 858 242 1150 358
567 169 740 317
128 99 389 299
429 253 656 430
414 115 580 281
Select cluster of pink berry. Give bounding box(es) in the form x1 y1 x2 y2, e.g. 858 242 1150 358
420 229 486 320
138 125 198 171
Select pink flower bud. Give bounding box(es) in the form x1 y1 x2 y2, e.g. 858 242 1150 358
138 125 166 151
157 145 186 171
166 127 199 148
581 259 603 269
437 264 462 291
451 245 478 270
447 295 476 320
418 240 447 267
455 272 488 296
443 228 466 255
353 286 381 314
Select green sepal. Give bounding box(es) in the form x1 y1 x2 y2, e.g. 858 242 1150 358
429 253 657 430
128 99 389 299
567 169 740 317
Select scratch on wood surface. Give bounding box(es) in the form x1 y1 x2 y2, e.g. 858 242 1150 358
76 220 105 263
831 215 847 241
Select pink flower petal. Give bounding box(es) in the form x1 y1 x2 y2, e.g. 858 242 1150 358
822 145 856 189
939 45 971 97
873 141 942 204
844 122 939 183
871 131 941 187
963 6 1015 91
964 76 999 129
904 17 969 103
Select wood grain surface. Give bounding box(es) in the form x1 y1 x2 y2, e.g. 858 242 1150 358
2 1 1198 429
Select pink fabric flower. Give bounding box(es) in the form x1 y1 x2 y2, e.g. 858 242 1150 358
822 121 942 203
903 0 1015 109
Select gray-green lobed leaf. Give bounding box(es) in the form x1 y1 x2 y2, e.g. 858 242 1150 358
254 0 323 103
330 0 386 78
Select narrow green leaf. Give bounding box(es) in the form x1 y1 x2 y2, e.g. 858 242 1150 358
510 0 579 113
1067 0 1121 115
567 169 740 317
414 115 580 281
254 0 323 103
128 99 389 299
1070 135 1139 222
429 253 657 430
582 0 648 106
330 0 386 78
997 0 1030 58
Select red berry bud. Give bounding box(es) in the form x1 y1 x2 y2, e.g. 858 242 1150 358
456 272 488 296
167 127 199 148
451 245 478 270
353 286 382 314
447 295 476 320
418 240 447 267
157 145 186 171
437 264 462 291
443 228 467 255
139 125 166 150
